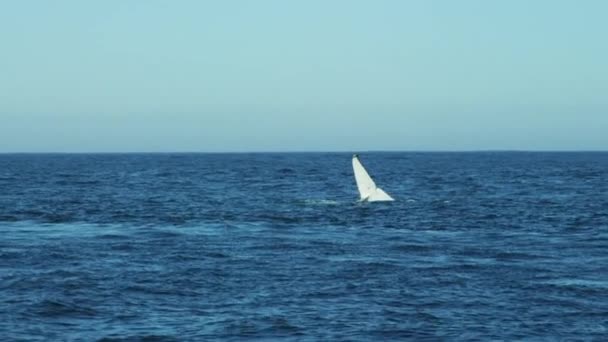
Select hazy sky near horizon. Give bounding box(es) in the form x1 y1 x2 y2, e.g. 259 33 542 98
1 0 607 152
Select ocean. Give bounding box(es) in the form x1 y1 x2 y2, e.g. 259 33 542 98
1 152 607 340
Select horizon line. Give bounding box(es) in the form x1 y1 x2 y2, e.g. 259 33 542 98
1 149 608 154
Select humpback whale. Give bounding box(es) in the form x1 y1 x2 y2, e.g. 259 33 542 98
352 154 394 202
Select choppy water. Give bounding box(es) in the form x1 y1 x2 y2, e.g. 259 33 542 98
1 152 607 341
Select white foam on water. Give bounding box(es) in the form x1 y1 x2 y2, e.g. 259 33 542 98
543 279 608 289
302 199 340 206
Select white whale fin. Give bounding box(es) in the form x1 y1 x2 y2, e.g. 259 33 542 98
352 154 394 202
370 187 394 202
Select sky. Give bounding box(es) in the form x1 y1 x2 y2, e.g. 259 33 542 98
1 0 607 152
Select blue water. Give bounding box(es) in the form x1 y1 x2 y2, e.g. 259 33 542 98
1 152 607 340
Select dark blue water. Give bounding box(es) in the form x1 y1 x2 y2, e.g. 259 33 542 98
1 152 607 340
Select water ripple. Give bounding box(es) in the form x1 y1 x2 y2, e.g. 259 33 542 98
1 153 607 340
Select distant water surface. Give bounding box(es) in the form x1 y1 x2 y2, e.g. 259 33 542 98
1 152 607 340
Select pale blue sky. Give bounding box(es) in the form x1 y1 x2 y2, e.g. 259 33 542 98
1 0 606 152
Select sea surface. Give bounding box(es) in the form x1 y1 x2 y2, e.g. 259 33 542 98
1 152 607 341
